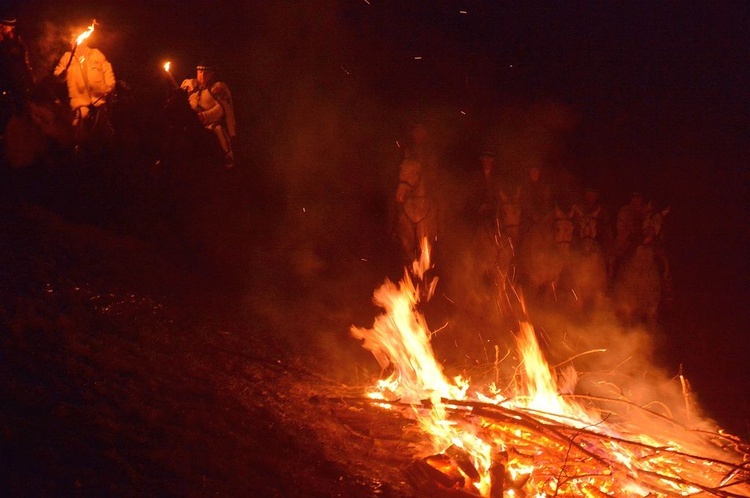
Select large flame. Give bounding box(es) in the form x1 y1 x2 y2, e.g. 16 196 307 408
75 21 96 47
352 239 750 497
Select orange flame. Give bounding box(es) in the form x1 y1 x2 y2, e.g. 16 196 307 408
75 20 96 47
354 240 750 497
161 61 178 88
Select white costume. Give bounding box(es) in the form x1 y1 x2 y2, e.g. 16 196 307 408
54 46 115 124
180 77 236 165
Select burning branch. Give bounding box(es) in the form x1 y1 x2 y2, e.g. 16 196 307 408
343 396 750 496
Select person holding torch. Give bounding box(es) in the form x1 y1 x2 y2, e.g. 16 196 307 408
53 21 116 133
180 61 236 168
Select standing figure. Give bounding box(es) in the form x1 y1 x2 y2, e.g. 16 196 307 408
612 192 648 278
53 24 115 131
519 165 553 237
395 157 437 263
469 150 515 301
574 188 614 257
474 150 501 221
0 15 33 132
392 123 440 262
565 188 613 310
180 62 236 168
403 123 437 170
2 14 74 171
612 203 670 326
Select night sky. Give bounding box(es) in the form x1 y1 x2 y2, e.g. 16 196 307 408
5 1 749 433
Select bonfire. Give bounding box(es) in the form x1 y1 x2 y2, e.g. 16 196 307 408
351 239 750 497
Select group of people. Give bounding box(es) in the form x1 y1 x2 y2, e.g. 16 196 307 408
0 16 236 168
392 123 672 317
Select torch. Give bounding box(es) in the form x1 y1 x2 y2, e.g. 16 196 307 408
61 20 97 76
162 61 178 88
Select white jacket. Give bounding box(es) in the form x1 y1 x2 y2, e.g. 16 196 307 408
180 78 236 138
54 46 115 111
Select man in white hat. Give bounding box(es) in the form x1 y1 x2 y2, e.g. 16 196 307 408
180 62 236 168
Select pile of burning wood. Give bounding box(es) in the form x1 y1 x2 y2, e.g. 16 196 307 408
349 240 750 497
400 397 750 496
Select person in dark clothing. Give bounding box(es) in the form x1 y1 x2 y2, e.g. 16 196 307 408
0 16 34 134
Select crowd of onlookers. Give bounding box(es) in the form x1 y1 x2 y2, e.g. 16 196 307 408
392 123 671 321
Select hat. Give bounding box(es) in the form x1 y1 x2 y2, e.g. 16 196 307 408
196 60 217 70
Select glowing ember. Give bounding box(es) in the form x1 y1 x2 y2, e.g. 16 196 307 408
163 61 171 73
352 239 750 497
75 20 96 47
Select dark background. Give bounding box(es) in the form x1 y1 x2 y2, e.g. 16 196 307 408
4 0 749 438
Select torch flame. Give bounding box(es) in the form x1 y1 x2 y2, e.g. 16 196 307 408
161 61 178 88
75 20 96 47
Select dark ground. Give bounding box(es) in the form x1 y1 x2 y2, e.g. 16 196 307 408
0 195 421 497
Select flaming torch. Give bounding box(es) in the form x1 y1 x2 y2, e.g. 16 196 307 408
60 20 97 76
163 61 178 88
74 20 96 48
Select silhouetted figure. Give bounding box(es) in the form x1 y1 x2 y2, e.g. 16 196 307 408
573 187 613 258
0 15 33 134
519 165 553 234
612 191 647 278
473 150 502 223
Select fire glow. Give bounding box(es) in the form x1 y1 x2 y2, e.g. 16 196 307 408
162 61 178 88
75 21 96 47
351 239 750 496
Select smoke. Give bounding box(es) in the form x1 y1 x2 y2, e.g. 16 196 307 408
8 1 733 434
29 21 70 79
